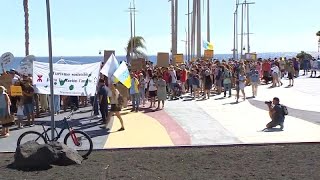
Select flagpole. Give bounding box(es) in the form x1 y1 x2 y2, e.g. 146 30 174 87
45 0 55 140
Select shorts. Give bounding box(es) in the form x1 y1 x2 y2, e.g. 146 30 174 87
23 103 34 115
149 91 157 97
288 73 293 80
110 104 121 112
192 85 199 89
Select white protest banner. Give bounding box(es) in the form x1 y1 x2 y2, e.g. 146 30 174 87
33 61 100 96
1 52 14 66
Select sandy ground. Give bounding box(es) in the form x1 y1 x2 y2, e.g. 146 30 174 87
1 143 320 180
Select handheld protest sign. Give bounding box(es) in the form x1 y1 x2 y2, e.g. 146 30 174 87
1 52 14 66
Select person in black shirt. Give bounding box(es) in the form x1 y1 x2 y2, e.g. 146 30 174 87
97 79 109 124
266 97 285 130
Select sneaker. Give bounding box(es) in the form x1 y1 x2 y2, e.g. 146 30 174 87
279 123 284 130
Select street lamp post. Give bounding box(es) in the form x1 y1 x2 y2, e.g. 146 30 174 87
45 0 55 140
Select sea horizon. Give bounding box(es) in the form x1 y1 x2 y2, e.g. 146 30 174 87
3 51 319 71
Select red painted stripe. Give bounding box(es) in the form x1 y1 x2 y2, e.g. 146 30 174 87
145 110 191 146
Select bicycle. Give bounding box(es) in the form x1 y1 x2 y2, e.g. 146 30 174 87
17 110 93 158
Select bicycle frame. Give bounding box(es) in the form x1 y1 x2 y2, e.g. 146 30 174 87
40 111 79 145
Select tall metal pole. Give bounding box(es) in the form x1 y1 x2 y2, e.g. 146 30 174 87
235 1 239 60
133 0 136 38
45 0 55 140
171 0 175 58
233 12 236 60
130 3 133 61
240 3 244 59
197 0 201 58
191 0 196 58
174 0 178 56
187 0 190 62
133 0 136 57
207 0 210 42
247 1 250 53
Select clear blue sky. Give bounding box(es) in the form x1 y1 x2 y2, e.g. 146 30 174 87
0 0 319 57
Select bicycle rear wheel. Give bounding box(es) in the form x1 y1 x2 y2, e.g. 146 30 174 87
17 131 48 147
63 130 93 158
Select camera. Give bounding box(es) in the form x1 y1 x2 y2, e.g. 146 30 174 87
264 101 272 104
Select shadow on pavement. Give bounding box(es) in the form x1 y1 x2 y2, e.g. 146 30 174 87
248 99 320 125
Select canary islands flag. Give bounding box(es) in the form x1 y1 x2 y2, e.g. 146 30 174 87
112 61 131 88
203 40 214 50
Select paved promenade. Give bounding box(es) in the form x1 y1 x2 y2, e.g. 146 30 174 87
0 75 319 152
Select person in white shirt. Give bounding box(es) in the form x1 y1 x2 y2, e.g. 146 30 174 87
16 98 24 129
148 76 158 108
271 65 282 87
310 59 318 78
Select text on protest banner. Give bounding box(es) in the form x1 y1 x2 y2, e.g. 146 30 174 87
33 61 101 96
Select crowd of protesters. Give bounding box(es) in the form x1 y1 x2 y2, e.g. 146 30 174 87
1 56 319 137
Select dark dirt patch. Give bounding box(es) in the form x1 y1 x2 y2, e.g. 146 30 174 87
1 143 320 180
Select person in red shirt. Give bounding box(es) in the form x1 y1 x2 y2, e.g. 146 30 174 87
262 60 271 84
162 68 170 94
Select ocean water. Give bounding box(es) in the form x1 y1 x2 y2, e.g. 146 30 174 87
3 52 318 71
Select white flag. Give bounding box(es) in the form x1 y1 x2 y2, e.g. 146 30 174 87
100 54 119 77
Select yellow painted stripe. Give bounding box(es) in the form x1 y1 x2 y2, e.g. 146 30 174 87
104 110 174 148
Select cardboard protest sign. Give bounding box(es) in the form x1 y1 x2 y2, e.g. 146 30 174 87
245 53 257 61
0 52 14 66
174 54 184 65
0 74 13 93
131 58 146 71
204 50 214 59
157 53 169 67
10 85 23 96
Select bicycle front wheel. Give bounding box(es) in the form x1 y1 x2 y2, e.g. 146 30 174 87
17 131 48 147
63 130 93 158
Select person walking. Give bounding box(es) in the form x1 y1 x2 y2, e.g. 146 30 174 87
203 70 213 99
105 83 125 131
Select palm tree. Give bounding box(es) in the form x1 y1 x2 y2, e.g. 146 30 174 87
125 36 147 63
23 0 29 56
316 31 320 38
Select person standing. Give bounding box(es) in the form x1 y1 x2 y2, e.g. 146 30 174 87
22 79 35 126
156 75 167 110
287 63 295 87
203 70 213 100
97 79 109 125
138 73 147 107
148 76 158 108
0 86 13 137
223 66 232 98
310 58 318 78
249 67 260 98
129 72 140 112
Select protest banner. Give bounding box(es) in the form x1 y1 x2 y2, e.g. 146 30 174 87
10 85 22 96
174 54 184 65
204 50 214 59
157 52 169 67
131 58 146 71
33 61 100 96
0 74 13 93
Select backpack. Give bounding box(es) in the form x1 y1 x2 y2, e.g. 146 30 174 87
281 105 288 116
